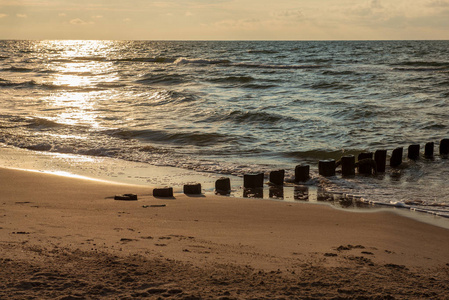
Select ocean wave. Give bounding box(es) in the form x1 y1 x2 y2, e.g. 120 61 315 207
234 62 324 70
285 149 362 161
73 56 107 62
242 83 278 89
133 90 198 107
136 73 186 85
322 70 358 76
0 79 109 92
209 76 255 84
95 82 127 89
202 110 297 125
0 79 38 88
421 122 446 130
309 81 353 90
393 67 449 72
329 107 378 120
393 61 449 67
1 66 34 72
25 117 72 130
175 57 232 65
247 50 279 54
436 80 449 87
107 128 234 146
114 57 177 63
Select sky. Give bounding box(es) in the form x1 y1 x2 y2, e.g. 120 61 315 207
0 0 448 40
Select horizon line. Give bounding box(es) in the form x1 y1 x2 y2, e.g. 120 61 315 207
1 38 449 42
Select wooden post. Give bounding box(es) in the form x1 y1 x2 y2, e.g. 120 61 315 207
215 177 231 195
358 152 373 174
244 173 264 189
374 150 387 173
319 160 336 177
183 183 202 195
269 170 285 186
408 144 420 160
341 155 355 177
424 142 434 158
390 147 403 167
153 187 173 198
295 165 310 182
440 139 449 156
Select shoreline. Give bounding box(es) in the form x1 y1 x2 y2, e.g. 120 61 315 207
1 144 449 229
1 166 449 298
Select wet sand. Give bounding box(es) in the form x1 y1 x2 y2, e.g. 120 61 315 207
1 167 449 299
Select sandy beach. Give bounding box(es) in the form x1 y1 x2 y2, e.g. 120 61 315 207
1 166 449 299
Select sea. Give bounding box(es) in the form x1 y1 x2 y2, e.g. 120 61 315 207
0 40 448 220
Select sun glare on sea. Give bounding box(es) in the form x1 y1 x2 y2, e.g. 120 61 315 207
39 40 120 128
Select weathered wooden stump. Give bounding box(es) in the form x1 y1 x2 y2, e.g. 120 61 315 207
424 142 434 158
244 173 264 189
215 177 231 195
390 147 403 167
341 155 355 177
183 183 202 195
319 160 336 177
114 194 138 201
269 170 285 186
374 150 387 173
294 165 310 182
357 152 373 174
153 187 173 198
440 139 449 156
408 144 420 160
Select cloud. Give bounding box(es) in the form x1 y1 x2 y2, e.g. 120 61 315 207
427 0 449 7
58 13 66 17
123 18 131 22
214 18 261 30
91 15 103 19
16 14 27 18
273 10 304 20
371 0 383 9
69 18 93 25
0 14 8 18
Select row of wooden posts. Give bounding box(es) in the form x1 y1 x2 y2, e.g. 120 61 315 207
214 138 449 195
116 139 448 198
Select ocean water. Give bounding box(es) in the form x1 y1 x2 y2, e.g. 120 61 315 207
0 40 448 217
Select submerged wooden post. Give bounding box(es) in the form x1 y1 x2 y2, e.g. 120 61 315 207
269 170 284 186
440 139 449 156
319 159 336 177
424 142 434 158
341 155 355 177
244 173 264 189
390 147 403 167
374 150 387 173
215 177 231 195
357 152 373 174
295 165 310 182
408 144 420 160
